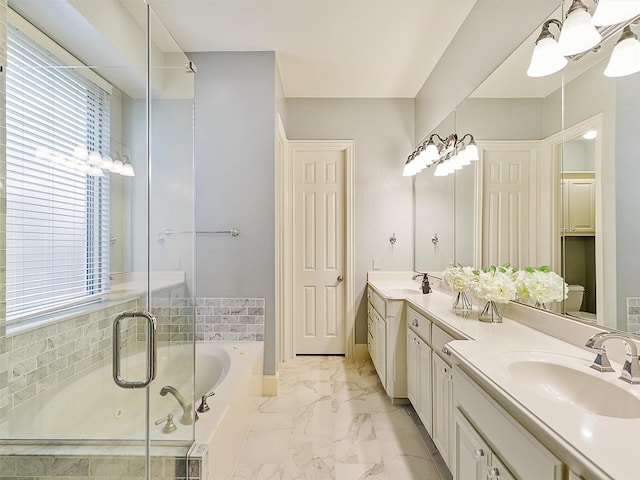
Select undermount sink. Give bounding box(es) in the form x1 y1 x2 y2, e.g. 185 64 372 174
505 355 640 419
386 288 421 296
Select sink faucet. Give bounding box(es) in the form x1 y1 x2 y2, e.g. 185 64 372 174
585 332 640 384
412 272 424 281
159 385 198 424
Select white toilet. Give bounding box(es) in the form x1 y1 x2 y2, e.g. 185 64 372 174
565 285 597 322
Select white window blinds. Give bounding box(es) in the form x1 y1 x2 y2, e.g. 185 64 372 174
6 25 111 321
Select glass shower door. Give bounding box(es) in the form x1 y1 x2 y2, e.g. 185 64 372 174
0 1 195 479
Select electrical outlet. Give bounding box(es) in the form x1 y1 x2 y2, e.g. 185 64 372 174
372 258 381 270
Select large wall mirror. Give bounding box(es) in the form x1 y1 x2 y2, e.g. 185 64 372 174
415 0 640 336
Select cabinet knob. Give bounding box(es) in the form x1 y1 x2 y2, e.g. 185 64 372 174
442 367 448 374
412 319 419 327
488 466 501 479
447 374 453 381
473 448 485 459
442 346 451 356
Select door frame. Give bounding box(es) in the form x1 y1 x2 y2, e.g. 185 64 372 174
278 138 355 361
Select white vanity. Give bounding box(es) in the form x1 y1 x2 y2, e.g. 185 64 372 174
367 271 640 480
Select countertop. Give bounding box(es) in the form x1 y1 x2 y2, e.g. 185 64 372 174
367 272 640 480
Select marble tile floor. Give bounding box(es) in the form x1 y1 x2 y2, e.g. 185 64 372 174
227 355 451 480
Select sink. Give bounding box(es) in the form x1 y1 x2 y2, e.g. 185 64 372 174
505 357 640 419
386 288 422 297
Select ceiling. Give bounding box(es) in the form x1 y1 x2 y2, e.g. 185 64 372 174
145 0 477 98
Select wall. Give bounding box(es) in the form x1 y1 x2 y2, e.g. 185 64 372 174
286 98 414 344
190 51 277 373
616 74 640 333
414 0 558 141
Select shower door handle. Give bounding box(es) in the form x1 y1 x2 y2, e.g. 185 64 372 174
112 311 157 389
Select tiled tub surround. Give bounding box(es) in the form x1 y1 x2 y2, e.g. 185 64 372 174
1 298 140 436
195 298 265 342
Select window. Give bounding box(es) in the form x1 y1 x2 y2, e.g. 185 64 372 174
6 24 111 322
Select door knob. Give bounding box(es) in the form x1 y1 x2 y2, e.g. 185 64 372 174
337 275 344 282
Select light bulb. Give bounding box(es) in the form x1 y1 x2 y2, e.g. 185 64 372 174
558 1 602 56
434 162 448 177
89 166 104 177
88 151 102 166
527 36 568 77
121 163 135 177
592 0 640 26
424 142 440 164
604 27 640 77
412 148 429 171
101 156 114 170
73 145 88 161
111 159 124 174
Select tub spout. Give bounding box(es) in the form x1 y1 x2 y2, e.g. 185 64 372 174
159 385 198 425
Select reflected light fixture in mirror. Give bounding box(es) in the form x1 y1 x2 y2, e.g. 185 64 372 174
604 26 640 76
403 133 478 177
557 0 602 55
592 0 640 26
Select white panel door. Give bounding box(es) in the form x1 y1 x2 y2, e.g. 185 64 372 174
481 148 534 268
294 147 346 354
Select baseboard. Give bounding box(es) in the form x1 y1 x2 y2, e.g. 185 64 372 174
262 373 279 396
352 343 371 360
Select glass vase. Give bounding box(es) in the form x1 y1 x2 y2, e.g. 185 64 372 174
478 300 503 323
452 291 472 312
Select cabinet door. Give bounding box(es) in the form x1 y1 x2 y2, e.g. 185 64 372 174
454 410 489 480
418 338 433 435
488 455 517 480
406 330 418 407
564 178 595 234
432 353 452 467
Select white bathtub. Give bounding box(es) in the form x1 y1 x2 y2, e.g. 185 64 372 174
8 342 262 443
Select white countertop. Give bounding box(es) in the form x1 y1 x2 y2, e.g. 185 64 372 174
367 272 640 480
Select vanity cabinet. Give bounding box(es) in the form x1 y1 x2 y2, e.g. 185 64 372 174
367 285 407 399
432 348 453 466
406 306 432 433
453 365 565 480
562 175 595 235
454 410 516 480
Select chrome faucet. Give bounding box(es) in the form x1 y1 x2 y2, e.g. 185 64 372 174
159 385 198 424
412 272 424 281
585 332 640 384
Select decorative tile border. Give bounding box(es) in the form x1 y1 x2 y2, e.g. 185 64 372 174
627 297 640 335
195 298 265 342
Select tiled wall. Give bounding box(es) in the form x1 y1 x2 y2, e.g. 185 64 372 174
195 297 265 341
627 297 640 335
0 299 140 434
0 452 205 480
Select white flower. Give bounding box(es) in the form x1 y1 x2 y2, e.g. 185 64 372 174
470 266 517 304
515 267 568 305
443 265 475 292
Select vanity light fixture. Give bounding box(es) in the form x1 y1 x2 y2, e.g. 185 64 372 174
557 0 602 55
604 26 640 76
592 0 640 26
403 133 478 177
527 1 640 78
33 145 135 178
527 20 568 77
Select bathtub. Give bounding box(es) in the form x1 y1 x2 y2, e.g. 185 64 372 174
8 342 262 444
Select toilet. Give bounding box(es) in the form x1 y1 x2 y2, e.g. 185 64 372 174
565 285 597 322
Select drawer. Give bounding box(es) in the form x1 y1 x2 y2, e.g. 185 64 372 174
407 305 431 343
367 286 386 318
432 324 457 365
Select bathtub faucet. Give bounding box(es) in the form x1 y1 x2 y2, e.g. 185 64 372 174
159 385 198 425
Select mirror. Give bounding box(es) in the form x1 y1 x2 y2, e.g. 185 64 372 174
414 1 640 335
